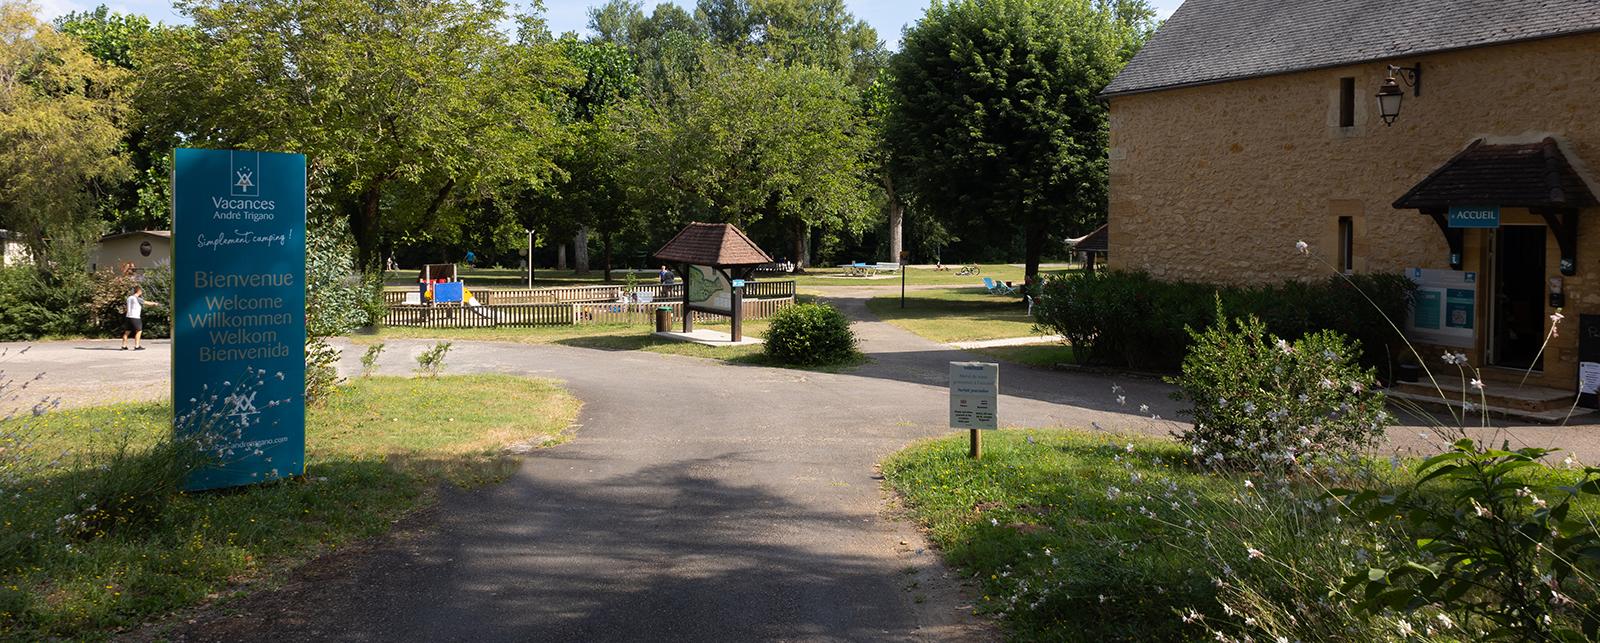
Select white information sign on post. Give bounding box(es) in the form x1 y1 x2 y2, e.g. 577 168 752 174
1581 362 1600 396
950 362 999 430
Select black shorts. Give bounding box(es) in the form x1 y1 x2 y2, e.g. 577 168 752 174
125 317 143 332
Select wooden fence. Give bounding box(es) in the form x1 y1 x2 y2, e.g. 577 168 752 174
383 297 794 329
383 280 795 306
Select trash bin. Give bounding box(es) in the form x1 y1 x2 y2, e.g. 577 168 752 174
655 306 672 332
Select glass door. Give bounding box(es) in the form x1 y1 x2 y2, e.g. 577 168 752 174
1490 225 1547 371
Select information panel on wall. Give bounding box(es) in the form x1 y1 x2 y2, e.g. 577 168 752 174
172 148 307 491
1407 268 1477 349
1581 314 1600 410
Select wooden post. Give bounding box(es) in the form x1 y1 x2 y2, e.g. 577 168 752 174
731 281 743 342
969 429 982 459
682 264 693 333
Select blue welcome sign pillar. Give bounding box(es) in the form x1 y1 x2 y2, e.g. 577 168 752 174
172 148 308 491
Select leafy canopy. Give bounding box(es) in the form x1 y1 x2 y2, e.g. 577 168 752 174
884 0 1154 275
0 1 130 251
135 0 578 269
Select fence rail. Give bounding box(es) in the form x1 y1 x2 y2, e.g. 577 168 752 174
384 280 794 306
383 297 794 330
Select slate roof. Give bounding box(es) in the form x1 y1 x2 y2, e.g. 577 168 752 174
1104 0 1600 96
1069 225 1110 254
653 222 773 266
1393 138 1598 211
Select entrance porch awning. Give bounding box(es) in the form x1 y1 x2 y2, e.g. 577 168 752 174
1393 137 1597 275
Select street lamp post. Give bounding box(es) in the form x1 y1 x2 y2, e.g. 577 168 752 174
526 229 535 288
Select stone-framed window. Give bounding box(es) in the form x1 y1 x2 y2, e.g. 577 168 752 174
1338 77 1356 128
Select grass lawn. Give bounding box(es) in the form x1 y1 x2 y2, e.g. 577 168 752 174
969 344 1077 369
0 375 579 640
865 288 1042 343
883 430 1598 641
788 264 1079 289
884 430 1229 641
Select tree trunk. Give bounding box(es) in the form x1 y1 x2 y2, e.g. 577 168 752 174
557 243 567 270
791 221 808 271
573 227 590 275
353 184 384 272
602 232 614 283
886 176 904 264
1024 217 1048 284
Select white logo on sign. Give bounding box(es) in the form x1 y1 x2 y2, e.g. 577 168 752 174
234 168 255 193
225 391 260 425
229 151 260 196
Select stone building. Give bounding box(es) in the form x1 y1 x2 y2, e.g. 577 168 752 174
1103 0 1600 411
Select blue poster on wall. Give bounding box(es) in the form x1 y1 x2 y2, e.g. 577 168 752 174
172 148 307 491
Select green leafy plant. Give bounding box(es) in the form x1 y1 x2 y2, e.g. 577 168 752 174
1170 302 1389 471
1337 440 1600 640
306 216 374 337
305 337 342 404
359 343 386 378
763 303 858 366
415 341 453 377
86 265 174 338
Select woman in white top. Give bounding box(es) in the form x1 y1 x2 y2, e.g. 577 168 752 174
121 284 160 351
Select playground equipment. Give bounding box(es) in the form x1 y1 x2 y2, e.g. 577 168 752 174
418 263 495 322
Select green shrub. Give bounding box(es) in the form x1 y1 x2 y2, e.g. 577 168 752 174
1033 270 1414 372
415 341 452 377
306 216 376 337
1171 304 1389 470
0 262 93 340
764 303 858 366
360 342 386 377
86 265 174 338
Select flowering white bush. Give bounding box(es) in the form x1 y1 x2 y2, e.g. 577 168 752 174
1170 304 1390 471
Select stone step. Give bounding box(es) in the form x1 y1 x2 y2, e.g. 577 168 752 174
1392 374 1577 414
1386 389 1596 425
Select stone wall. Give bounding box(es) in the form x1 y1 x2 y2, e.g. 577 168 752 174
1107 32 1600 388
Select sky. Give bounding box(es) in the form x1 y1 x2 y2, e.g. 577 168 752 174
37 0 1185 48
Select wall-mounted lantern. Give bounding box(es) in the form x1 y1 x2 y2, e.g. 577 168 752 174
1377 64 1422 126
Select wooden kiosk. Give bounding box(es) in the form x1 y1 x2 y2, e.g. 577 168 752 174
653 223 774 343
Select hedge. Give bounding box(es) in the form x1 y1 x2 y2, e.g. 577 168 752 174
1032 270 1415 372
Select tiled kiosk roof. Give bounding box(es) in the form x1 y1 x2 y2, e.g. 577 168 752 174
653 222 774 267
1069 225 1110 253
1104 0 1600 96
1394 138 1598 212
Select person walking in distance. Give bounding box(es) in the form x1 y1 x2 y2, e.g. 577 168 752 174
121 284 159 351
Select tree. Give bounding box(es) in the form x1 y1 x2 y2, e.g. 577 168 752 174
588 1 702 101
619 51 873 266
55 5 170 232
135 0 578 271
695 0 884 85
0 1 129 252
53 5 153 69
885 0 1154 279
533 37 642 280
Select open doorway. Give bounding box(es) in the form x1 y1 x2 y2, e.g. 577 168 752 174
1491 225 1547 370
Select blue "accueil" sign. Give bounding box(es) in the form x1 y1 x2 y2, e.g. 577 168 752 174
1448 205 1500 228
172 148 307 491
